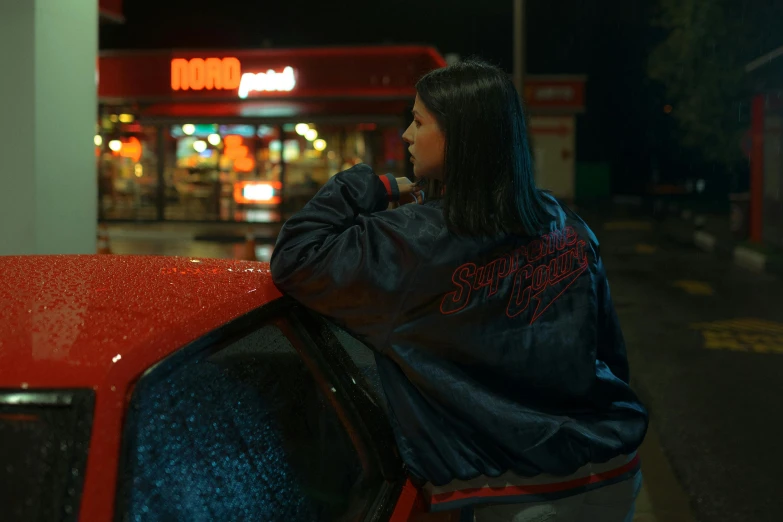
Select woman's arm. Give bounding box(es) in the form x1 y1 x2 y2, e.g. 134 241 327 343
270 164 437 348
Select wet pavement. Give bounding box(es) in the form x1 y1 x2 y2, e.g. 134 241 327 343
108 207 783 522
592 210 783 522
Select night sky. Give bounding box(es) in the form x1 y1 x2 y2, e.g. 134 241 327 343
101 0 663 193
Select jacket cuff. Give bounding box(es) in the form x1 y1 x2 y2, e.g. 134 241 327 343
379 174 400 202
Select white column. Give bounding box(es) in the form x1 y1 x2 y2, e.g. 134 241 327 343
0 0 97 255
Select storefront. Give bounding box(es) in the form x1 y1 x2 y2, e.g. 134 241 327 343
524 76 586 201
97 46 446 223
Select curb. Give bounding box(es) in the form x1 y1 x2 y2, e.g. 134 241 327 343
100 222 283 243
733 246 767 273
658 209 783 277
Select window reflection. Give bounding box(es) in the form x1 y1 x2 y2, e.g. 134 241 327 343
280 122 406 214
97 114 409 223
98 120 158 221
164 124 283 221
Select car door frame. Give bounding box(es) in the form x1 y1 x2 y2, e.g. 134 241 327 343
284 303 413 521
113 296 418 522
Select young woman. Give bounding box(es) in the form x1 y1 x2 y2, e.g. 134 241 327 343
271 59 648 522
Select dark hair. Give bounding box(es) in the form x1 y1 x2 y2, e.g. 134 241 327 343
416 59 554 237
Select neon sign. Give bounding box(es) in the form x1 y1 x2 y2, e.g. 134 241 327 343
109 137 142 163
171 57 241 91
223 135 255 173
238 67 296 98
170 57 296 97
121 137 142 163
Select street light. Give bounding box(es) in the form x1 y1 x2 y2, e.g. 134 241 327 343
513 0 526 94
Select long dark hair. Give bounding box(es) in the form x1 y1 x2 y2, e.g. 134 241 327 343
416 59 553 237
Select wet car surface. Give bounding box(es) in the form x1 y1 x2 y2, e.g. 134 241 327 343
0 255 431 522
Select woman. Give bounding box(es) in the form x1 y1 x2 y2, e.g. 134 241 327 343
271 59 648 522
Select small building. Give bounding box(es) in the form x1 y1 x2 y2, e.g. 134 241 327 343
524 76 586 201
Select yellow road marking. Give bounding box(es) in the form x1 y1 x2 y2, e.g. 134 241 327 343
672 280 715 296
604 221 653 231
692 318 783 334
691 318 783 354
635 243 657 254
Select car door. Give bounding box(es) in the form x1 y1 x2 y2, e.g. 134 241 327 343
294 307 462 522
113 298 424 522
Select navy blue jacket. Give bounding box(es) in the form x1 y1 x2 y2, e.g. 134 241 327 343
270 164 648 503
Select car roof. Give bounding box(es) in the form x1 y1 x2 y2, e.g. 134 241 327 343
0 255 282 389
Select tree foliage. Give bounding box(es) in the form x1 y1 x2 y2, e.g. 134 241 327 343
648 0 783 165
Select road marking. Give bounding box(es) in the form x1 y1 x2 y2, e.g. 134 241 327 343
672 280 715 296
635 243 657 254
604 221 653 231
691 318 783 354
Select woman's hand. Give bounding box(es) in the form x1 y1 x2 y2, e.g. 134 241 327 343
385 176 424 210
396 177 424 205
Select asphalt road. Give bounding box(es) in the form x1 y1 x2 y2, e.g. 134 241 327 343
589 210 783 522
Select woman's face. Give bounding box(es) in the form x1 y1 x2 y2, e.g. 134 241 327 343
402 94 445 180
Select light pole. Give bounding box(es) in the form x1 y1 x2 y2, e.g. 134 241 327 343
513 0 526 94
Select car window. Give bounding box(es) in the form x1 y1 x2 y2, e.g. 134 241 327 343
118 322 368 522
0 391 92 522
323 321 387 412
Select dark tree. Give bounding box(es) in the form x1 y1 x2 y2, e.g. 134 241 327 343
648 0 783 165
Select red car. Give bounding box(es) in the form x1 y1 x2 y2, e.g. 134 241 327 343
0 255 451 522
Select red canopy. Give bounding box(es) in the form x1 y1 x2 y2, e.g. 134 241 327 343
99 46 447 114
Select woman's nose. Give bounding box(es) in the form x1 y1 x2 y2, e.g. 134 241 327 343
402 129 413 144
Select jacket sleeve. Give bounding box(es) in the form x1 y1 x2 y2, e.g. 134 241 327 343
270 164 433 348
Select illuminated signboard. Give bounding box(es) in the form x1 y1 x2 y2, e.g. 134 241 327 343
171 57 296 98
233 181 282 205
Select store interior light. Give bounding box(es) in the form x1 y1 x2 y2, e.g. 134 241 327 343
243 183 275 202
108 140 122 152
193 140 207 153
119 114 134 123
295 123 309 136
207 133 221 146
313 139 327 151
257 125 276 138
304 129 318 141
94 135 103 147
134 164 143 178
182 124 196 136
